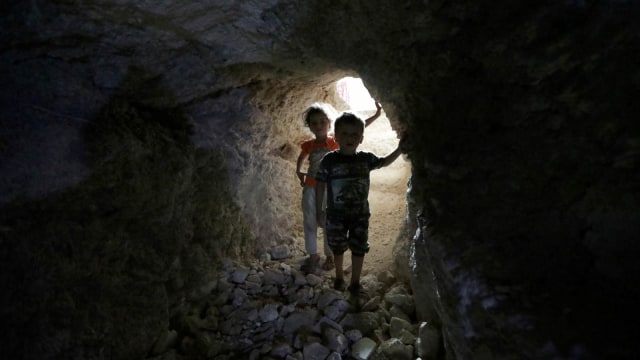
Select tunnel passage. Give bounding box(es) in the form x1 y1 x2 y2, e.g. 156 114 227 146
289 76 412 277
2 1 640 359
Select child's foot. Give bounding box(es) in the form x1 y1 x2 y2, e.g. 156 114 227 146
301 255 319 274
333 277 346 291
322 256 335 271
347 283 367 298
346 283 368 310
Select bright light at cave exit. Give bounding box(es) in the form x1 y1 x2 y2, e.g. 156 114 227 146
335 77 401 160
336 77 377 111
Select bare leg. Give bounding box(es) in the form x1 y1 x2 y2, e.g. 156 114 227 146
322 227 334 270
334 253 344 280
350 254 364 287
322 255 335 270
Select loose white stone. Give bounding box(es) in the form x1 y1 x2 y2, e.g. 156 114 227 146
362 295 381 312
376 338 413 360
244 279 262 294
384 293 415 316
280 302 296 317
389 317 414 338
324 300 350 321
282 309 318 336
231 266 250 283
271 342 293 358
295 286 314 305
285 354 303 360
340 312 380 336
246 273 262 285
351 337 377 360
345 329 363 343
313 316 343 334
279 262 292 273
322 327 349 355
263 284 280 297
271 244 291 260
317 290 342 310
377 270 396 286
232 287 247 307
259 303 280 322
303 342 330 360
294 270 308 285
306 273 323 287
259 252 271 263
397 328 417 345
263 268 286 285
416 321 441 359
389 304 411 322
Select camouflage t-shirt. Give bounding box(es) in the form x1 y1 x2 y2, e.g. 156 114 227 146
316 151 385 217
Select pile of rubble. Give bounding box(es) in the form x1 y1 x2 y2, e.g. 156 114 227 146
149 250 441 360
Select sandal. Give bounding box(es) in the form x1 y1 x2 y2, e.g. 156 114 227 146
322 256 335 271
333 277 346 291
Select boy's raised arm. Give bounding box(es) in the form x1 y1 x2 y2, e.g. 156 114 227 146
296 151 308 186
380 133 408 168
364 101 382 127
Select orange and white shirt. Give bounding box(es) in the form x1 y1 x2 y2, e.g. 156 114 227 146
300 137 339 187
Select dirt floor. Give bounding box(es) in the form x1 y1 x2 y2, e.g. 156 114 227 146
295 114 411 278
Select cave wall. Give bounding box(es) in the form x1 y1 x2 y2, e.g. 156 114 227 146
0 1 350 358
294 1 640 358
1 0 639 359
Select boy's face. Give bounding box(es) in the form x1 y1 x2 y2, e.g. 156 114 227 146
308 113 331 138
335 124 363 155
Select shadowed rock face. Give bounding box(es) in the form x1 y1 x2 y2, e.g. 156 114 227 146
1 1 639 359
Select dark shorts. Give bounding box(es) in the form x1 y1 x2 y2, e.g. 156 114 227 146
325 214 370 257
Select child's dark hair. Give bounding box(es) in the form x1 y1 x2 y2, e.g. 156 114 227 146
334 112 365 132
302 103 331 127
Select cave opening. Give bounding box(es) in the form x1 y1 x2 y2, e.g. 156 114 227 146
289 75 412 278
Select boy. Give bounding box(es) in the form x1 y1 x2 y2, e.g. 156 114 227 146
315 112 407 297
